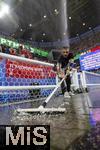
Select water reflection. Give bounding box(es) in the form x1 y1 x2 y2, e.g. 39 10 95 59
0 96 90 149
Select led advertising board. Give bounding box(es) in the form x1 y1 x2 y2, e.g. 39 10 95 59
80 50 100 71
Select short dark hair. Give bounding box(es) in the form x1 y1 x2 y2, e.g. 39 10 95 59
62 46 69 49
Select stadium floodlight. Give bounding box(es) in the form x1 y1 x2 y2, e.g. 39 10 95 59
3 4 10 14
0 11 4 18
0 3 10 18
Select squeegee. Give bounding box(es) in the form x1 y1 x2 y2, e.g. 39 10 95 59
17 75 67 114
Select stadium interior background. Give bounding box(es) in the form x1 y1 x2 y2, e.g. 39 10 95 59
0 0 100 149
0 0 99 66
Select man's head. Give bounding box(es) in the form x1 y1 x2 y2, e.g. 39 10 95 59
61 47 69 57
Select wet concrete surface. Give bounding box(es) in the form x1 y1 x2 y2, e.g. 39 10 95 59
0 87 100 149
88 87 100 107
0 93 90 149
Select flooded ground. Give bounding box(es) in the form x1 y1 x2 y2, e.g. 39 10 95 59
0 87 100 149
0 93 91 149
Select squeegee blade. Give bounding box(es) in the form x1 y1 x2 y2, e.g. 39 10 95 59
17 108 66 113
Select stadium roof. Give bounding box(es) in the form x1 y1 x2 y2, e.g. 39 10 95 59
68 0 100 38
0 0 99 42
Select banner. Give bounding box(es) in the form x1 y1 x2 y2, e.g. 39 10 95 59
6 60 56 79
0 37 49 57
80 50 100 70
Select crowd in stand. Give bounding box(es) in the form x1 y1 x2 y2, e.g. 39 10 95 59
70 32 100 73
0 44 33 59
70 32 100 54
0 43 50 62
0 30 100 65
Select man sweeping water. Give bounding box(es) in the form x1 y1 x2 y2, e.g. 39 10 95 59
57 47 75 98
17 48 75 114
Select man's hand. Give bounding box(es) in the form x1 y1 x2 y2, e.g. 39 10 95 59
57 70 65 78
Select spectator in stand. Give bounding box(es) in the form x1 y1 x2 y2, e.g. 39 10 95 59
9 48 16 55
0 45 2 52
0 44 33 59
18 45 23 55
1 45 6 53
26 49 32 59
19 47 32 59
70 31 100 54
5 46 10 54
20 49 27 58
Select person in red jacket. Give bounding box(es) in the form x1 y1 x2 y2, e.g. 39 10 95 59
19 47 32 59
9 48 16 55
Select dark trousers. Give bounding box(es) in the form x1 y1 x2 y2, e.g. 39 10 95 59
61 74 71 94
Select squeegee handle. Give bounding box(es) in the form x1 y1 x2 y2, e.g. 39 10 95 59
41 75 67 108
